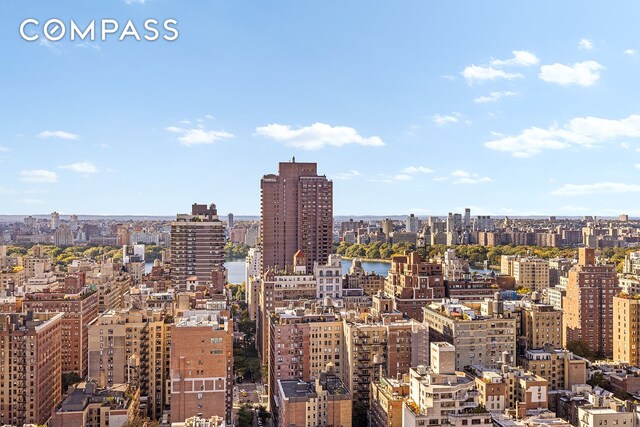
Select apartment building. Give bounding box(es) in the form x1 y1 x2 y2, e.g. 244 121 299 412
276 367 351 427
267 307 342 413
384 252 445 321
170 203 225 287
563 248 620 357
51 382 139 427
613 294 640 365
23 287 98 377
261 160 333 273
402 343 491 427
424 298 517 370
342 312 420 407
170 310 234 425
343 258 385 296
520 299 563 350
0 312 64 426
519 347 587 391
513 257 550 291
370 375 410 427
87 308 171 418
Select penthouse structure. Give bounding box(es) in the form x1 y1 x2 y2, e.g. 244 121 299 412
51 382 138 427
261 160 333 273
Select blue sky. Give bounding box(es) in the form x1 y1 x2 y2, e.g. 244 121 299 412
1 0 640 216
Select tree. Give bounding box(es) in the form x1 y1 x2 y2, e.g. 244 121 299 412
567 339 594 359
257 405 271 424
352 401 369 427
62 372 82 393
236 404 254 427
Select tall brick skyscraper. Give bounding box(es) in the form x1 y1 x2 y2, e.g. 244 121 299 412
563 248 620 357
261 160 333 273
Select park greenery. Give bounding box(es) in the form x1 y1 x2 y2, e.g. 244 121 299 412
3 243 168 271
225 242 250 260
333 241 640 271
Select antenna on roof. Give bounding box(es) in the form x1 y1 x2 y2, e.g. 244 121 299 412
292 156 295 163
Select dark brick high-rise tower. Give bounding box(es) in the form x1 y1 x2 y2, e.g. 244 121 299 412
260 159 333 273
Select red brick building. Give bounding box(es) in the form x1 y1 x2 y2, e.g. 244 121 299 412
261 160 333 274
563 248 620 357
170 310 234 425
23 287 98 376
0 312 63 426
385 252 445 321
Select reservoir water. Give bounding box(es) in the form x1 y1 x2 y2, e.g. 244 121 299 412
146 258 391 284
146 258 492 284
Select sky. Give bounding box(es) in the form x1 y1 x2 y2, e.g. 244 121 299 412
1 1 640 217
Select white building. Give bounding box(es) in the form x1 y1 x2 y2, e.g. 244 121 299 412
402 342 491 427
315 254 343 300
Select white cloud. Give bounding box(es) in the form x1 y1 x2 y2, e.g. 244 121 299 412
578 38 594 50
333 170 361 180
178 129 234 146
551 182 640 196
461 50 537 84
490 50 539 67
402 166 434 174
165 124 234 146
474 91 516 104
635 163 640 169
205 114 215 120
124 0 146 4
38 130 80 140
625 49 637 56
60 161 99 174
485 114 640 157
432 113 460 125
255 122 384 150
21 169 58 183
461 65 523 84
450 169 492 184
393 174 412 181
539 60 603 86
0 145 9 152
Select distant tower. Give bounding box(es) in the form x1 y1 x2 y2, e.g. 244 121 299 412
406 214 419 233
228 213 234 230
50 211 60 230
464 208 471 228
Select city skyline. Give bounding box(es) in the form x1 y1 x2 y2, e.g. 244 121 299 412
2 1 640 216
